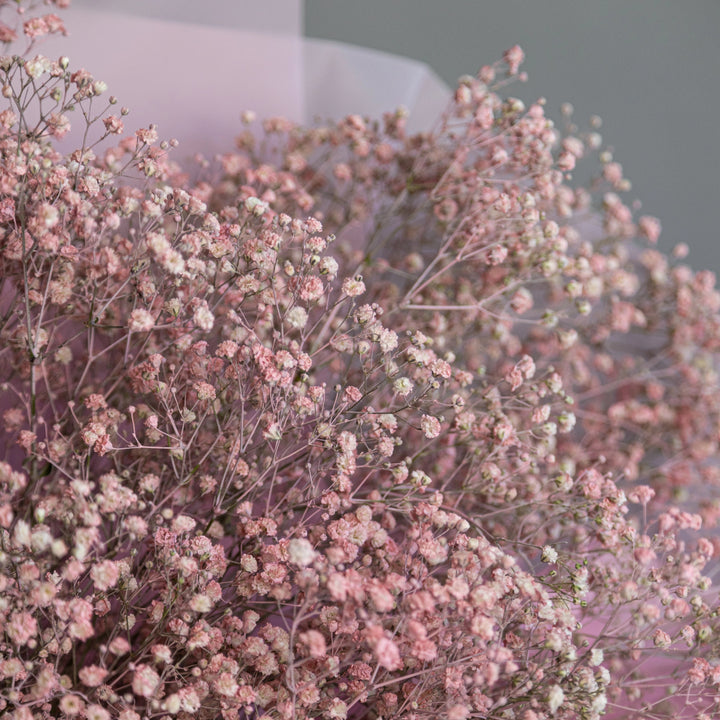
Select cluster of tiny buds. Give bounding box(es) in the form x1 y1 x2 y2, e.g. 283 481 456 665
1 3 720 720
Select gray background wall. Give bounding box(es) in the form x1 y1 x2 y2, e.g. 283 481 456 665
306 1 720 273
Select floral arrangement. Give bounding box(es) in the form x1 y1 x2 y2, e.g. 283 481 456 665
2 2 720 719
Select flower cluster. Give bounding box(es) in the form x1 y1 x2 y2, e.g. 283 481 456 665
2 3 720 719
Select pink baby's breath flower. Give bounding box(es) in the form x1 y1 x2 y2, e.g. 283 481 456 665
319 256 339 277
286 305 308 329
547 685 565 714
108 636 130 656
132 663 161 698
59 695 85 716
193 301 215 332
342 385 363 403
368 583 395 612
506 366 523 392
24 17 49 39
299 629 327 658
6 610 37 646
103 114 124 134
327 698 348 719
517 354 536 379
216 340 239 358
557 151 576 172
194 381 216 401
0 22 17 43
161 248 185 275
151 644 172 664
378 327 398 352
638 214 662 243
305 217 323 234
430 358 452 378
136 125 158 145
299 276 324 302
288 537 316 567
213 671 239 698
245 196 268 216
503 44 525 74
90 559 119 592
171 514 197 533
374 636 403 671
189 593 213 613
78 665 108 687
37 201 59 228
176 687 201 713
86 704 111 720
412 637 438 661
334 162 352 181
653 629 672 648
447 704 470 720
124 514 148 539
628 485 656 505
417 530 448 565
420 414 442 439
128 308 155 332
342 276 366 297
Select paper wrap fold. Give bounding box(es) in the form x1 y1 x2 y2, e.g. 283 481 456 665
40 2 449 160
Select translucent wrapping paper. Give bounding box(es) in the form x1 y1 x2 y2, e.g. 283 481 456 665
43 1 450 159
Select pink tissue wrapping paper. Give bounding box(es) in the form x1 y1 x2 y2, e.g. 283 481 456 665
68 0 302 35
36 5 450 160
303 38 450 135
38 8 305 161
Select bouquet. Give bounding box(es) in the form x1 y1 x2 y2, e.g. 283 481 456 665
1 3 720 719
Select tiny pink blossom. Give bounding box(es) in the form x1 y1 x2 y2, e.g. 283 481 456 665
420 414 442 439
108 636 130 655
128 308 155 332
59 695 85 716
132 663 161 698
342 276 366 297
189 593 213 613
90 559 119 592
78 665 108 687
193 301 215 331
374 636 402 671
299 276 324 302
6 611 37 646
86 705 111 720
299 629 327 658
638 215 662 243
288 538 316 567
503 44 525 74
447 704 470 720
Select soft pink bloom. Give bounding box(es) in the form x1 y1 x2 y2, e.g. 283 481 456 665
86 704 111 720
298 629 327 658
373 636 402 671
420 414 441 439
132 664 161 698
6 611 37 646
78 665 108 687
128 308 155 332
90 559 119 592
341 276 366 297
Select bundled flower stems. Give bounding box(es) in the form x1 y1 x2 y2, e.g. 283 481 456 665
2 3 720 719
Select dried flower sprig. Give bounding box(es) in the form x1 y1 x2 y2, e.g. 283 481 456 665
1 3 720 719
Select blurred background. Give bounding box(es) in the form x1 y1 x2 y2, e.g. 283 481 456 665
63 0 720 271
305 0 720 272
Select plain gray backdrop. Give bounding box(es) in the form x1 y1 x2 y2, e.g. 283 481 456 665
305 1 720 273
